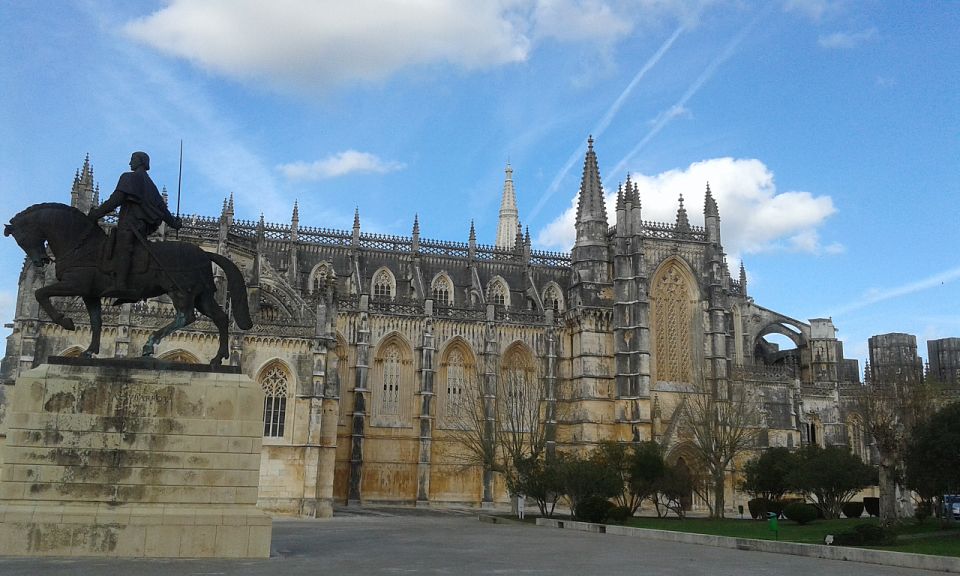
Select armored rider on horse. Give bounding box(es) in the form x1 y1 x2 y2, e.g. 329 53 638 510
87 151 183 299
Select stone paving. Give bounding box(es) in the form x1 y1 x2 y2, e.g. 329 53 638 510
0 508 949 575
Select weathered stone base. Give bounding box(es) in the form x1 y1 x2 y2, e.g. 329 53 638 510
0 363 272 558
0 503 270 557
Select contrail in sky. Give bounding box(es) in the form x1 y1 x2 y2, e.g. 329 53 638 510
527 25 685 223
606 8 769 180
826 265 960 317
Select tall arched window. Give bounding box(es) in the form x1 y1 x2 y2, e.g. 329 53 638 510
259 362 291 438
500 344 537 432
431 273 454 306
438 344 476 428
488 277 510 307
372 337 411 427
651 260 695 383
372 268 395 300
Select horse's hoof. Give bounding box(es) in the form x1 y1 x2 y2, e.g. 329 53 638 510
209 358 223 367
61 318 76 331
81 350 95 358
142 346 154 357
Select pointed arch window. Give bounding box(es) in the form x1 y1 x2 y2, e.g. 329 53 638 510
651 261 694 383
431 273 454 306
500 346 537 432
373 268 395 300
259 362 291 438
310 262 336 294
372 339 411 427
543 284 564 313
488 278 510 307
439 346 477 428
847 415 866 461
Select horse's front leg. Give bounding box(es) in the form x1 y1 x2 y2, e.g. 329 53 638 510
82 295 102 356
34 283 78 331
142 307 196 357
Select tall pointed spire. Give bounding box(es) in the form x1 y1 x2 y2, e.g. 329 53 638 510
291 200 300 242
227 192 234 215
575 136 607 230
412 213 420 236
292 200 300 223
675 194 690 232
469 219 476 242
70 153 96 213
739 261 748 297
496 162 520 248
353 207 360 229
704 182 718 217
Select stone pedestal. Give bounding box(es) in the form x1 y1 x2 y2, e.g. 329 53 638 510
0 361 272 557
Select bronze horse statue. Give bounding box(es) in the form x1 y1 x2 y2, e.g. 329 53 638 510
4 203 252 365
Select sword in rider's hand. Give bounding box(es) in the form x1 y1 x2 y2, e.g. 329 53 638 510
176 139 182 240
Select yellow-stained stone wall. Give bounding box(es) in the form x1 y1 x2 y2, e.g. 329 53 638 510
0 363 272 558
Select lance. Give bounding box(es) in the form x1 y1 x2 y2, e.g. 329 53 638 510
176 139 183 239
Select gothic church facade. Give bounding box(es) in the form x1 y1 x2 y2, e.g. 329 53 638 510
1 140 863 517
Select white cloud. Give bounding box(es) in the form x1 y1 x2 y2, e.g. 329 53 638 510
536 157 838 259
783 0 837 22
124 0 532 91
278 150 406 180
123 1 721 92
533 0 633 43
818 27 878 49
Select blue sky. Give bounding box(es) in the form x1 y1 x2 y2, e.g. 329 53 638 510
1 1 958 364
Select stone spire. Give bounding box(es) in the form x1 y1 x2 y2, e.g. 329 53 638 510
704 182 718 217
227 193 234 216
739 261 748 297
703 182 720 244
495 162 520 248
291 201 299 242
469 219 476 243
352 207 361 247
675 194 690 232
514 219 524 253
411 213 420 253
70 153 96 213
575 136 607 231
571 136 610 284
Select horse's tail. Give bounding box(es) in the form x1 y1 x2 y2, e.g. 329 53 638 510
208 252 253 330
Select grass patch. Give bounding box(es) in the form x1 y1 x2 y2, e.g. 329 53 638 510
618 516 960 556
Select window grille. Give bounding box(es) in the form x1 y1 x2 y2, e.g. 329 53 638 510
260 364 289 437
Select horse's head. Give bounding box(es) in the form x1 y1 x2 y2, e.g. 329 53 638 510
5 215 52 268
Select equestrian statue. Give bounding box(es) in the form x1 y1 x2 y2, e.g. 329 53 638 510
4 151 252 366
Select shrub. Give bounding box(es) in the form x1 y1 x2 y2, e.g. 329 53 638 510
832 524 896 547
864 497 880 517
841 501 864 519
747 498 770 520
607 505 633 524
783 502 818 524
768 500 784 519
574 495 614 523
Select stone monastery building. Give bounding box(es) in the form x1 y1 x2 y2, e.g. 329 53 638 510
2 140 868 517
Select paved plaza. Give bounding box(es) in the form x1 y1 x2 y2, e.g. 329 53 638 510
0 509 948 576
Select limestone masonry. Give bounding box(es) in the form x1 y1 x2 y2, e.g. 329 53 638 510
2 142 956 516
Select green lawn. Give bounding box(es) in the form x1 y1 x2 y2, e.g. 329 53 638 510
615 516 960 556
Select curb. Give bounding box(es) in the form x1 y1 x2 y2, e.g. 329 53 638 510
478 514 525 525
535 518 960 573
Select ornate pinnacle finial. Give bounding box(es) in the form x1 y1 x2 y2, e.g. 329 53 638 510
616 183 625 210
704 181 719 217
524 226 531 246
587 135 594 150
227 192 234 214
353 207 360 229
469 219 476 242
221 197 228 216
675 193 690 231
161 187 169 205
292 200 299 222
412 213 420 236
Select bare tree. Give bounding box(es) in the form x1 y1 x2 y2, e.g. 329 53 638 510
852 376 943 525
678 376 761 519
444 363 558 503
